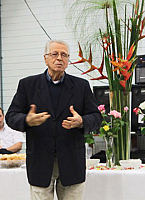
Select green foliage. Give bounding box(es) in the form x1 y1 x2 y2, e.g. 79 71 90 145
84 133 95 144
141 127 145 135
99 108 128 140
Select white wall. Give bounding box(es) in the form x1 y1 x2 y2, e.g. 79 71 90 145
1 0 145 112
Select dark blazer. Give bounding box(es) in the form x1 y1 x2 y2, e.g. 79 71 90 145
5 70 102 187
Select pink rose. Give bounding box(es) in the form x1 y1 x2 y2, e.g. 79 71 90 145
98 104 105 113
109 110 121 118
133 107 140 115
124 106 129 112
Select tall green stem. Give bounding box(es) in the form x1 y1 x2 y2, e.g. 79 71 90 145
110 90 130 165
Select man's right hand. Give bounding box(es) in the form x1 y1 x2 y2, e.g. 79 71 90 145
26 104 51 126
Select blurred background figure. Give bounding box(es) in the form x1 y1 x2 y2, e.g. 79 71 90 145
0 108 25 154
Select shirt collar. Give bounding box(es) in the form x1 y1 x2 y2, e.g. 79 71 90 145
46 70 65 84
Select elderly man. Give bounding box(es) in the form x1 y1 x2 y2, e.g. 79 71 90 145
0 108 25 154
5 40 102 200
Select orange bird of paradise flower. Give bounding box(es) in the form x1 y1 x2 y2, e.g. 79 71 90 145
110 44 136 89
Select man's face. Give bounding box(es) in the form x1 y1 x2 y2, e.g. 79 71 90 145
0 110 4 128
44 42 69 74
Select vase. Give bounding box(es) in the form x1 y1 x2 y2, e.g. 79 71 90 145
104 136 114 168
109 90 131 165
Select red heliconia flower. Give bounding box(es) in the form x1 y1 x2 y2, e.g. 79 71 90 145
119 71 132 90
71 42 87 65
126 44 135 60
135 0 139 15
91 75 108 80
101 36 112 51
138 34 145 40
82 65 98 75
109 53 115 61
70 59 86 65
110 44 135 89
119 71 132 89
82 47 105 75
121 60 132 71
119 80 126 88
124 72 132 81
81 46 97 74
78 42 83 58
110 55 123 75
88 45 92 65
97 49 105 75
71 42 108 79
120 68 129 77
140 17 145 37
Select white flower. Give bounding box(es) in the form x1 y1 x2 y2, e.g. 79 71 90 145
139 101 145 110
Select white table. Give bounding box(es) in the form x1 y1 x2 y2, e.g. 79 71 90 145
83 168 145 200
0 168 30 200
1 167 145 200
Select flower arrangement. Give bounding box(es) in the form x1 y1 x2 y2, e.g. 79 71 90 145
98 104 129 167
133 101 145 134
67 0 145 164
98 104 129 139
69 0 145 92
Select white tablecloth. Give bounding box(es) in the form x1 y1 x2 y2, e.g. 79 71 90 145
0 168 30 200
1 167 145 200
83 169 145 200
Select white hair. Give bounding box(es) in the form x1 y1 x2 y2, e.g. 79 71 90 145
44 40 70 55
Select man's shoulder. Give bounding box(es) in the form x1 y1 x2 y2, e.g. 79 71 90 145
20 72 44 82
18 71 46 89
66 74 89 84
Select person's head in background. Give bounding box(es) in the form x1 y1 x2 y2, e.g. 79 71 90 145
44 40 70 81
0 108 4 129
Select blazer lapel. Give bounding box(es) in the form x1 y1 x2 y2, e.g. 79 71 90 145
37 72 55 118
56 74 74 118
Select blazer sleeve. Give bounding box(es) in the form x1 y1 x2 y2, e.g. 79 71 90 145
82 81 102 134
5 79 28 132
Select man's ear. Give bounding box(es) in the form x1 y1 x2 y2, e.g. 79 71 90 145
44 55 47 65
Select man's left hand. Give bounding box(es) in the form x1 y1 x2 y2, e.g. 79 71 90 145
62 106 83 129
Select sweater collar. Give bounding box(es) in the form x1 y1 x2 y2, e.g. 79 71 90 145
46 70 65 84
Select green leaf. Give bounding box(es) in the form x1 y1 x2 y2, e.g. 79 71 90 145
99 127 106 134
141 127 145 135
141 116 145 121
84 133 94 144
105 53 113 90
113 0 122 57
85 137 94 144
102 120 107 125
120 121 125 126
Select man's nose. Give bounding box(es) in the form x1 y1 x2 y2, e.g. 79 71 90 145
57 53 63 60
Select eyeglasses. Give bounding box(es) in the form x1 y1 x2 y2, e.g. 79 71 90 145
45 52 69 59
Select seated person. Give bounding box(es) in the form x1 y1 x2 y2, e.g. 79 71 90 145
0 108 25 154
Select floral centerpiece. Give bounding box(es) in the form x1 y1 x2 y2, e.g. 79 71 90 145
68 0 145 165
98 104 128 167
